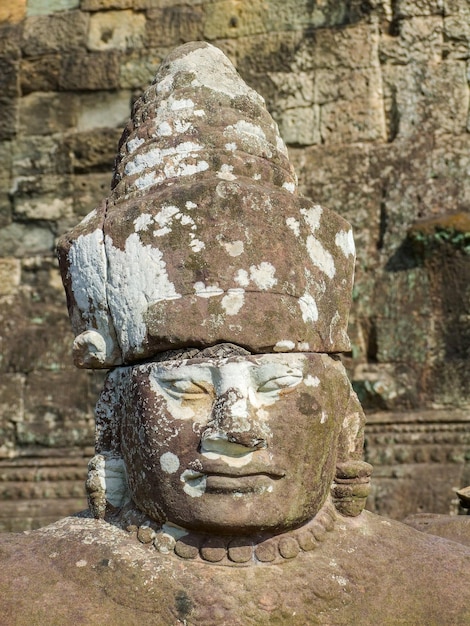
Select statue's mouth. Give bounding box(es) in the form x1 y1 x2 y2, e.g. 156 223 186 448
181 466 285 495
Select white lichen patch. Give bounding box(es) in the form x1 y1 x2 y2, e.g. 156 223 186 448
217 163 237 181
174 120 192 134
156 121 172 137
180 469 206 497
273 340 296 352
68 228 117 361
105 233 181 354
335 229 355 257
160 451 180 474
249 262 277 290
300 205 322 233
76 560 88 568
221 240 244 257
320 411 328 424
297 342 310 351
193 281 224 298
299 292 319 323
221 288 245 315
125 142 203 176
134 213 153 232
224 120 272 158
282 182 295 194
185 201 197 210
235 269 250 287
286 217 300 237
189 237 205 252
225 142 237 152
167 45 264 103
127 136 145 154
305 235 336 279
304 375 320 387
170 97 195 111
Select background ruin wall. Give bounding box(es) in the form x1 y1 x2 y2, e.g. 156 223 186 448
1 0 469 531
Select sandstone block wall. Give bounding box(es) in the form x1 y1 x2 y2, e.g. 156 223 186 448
1 0 469 530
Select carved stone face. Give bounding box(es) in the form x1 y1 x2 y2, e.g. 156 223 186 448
120 352 351 534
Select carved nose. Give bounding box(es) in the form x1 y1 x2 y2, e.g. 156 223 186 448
200 387 267 454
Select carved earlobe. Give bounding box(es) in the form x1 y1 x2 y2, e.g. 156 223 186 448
331 460 373 517
86 454 131 519
73 330 122 369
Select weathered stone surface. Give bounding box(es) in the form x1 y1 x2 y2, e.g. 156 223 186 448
20 54 61 94
26 0 80 16
18 92 79 135
21 11 89 57
1 0 470 531
1 512 470 624
145 5 205 47
0 0 26 24
59 52 120 91
88 10 146 51
0 97 17 140
76 91 132 131
64 128 123 173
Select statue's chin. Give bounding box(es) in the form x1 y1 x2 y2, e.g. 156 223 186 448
132 490 326 536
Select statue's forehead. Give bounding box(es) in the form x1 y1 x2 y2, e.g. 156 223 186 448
131 352 328 377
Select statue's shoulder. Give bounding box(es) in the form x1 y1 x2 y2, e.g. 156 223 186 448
0 515 174 626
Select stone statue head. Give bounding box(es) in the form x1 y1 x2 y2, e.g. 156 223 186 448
57 42 369 535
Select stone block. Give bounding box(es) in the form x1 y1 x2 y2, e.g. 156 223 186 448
72 173 112 218
19 92 79 136
443 16 470 58
77 90 131 131
22 11 89 57
0 24 22 58
0 0 26 24
12 136 72 177
0 223 55 257
423 62 468 135
203 0 268 40
0 374 24 429
380 16 443 64
88 10 146 52
0 98 17 140
81 0 134 9
59 52 120 91
64 128 122 173
0 259 21 296
393 0 444 17
14 195 74 222
276 106 320 146
314 22 380 69
20 55 61 95
119 51 164 89
320 88 386 144
0 57 19 98
146 5 205 47
26 0 79 16
21 370 97 447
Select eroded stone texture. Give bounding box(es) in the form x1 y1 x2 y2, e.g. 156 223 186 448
2 0 470 532
2 41 470 624
57 43 356 368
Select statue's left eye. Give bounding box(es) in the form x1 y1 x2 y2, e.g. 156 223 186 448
257 374 303 393
158 379 212 400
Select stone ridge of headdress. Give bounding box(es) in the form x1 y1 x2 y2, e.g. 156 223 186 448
57 42 356 369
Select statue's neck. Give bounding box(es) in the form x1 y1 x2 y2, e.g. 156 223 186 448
112 499 337 567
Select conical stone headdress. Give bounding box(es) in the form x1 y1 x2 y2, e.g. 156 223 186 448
57 42 356 368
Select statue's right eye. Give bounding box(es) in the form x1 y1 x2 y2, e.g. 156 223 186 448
157 379 212 400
